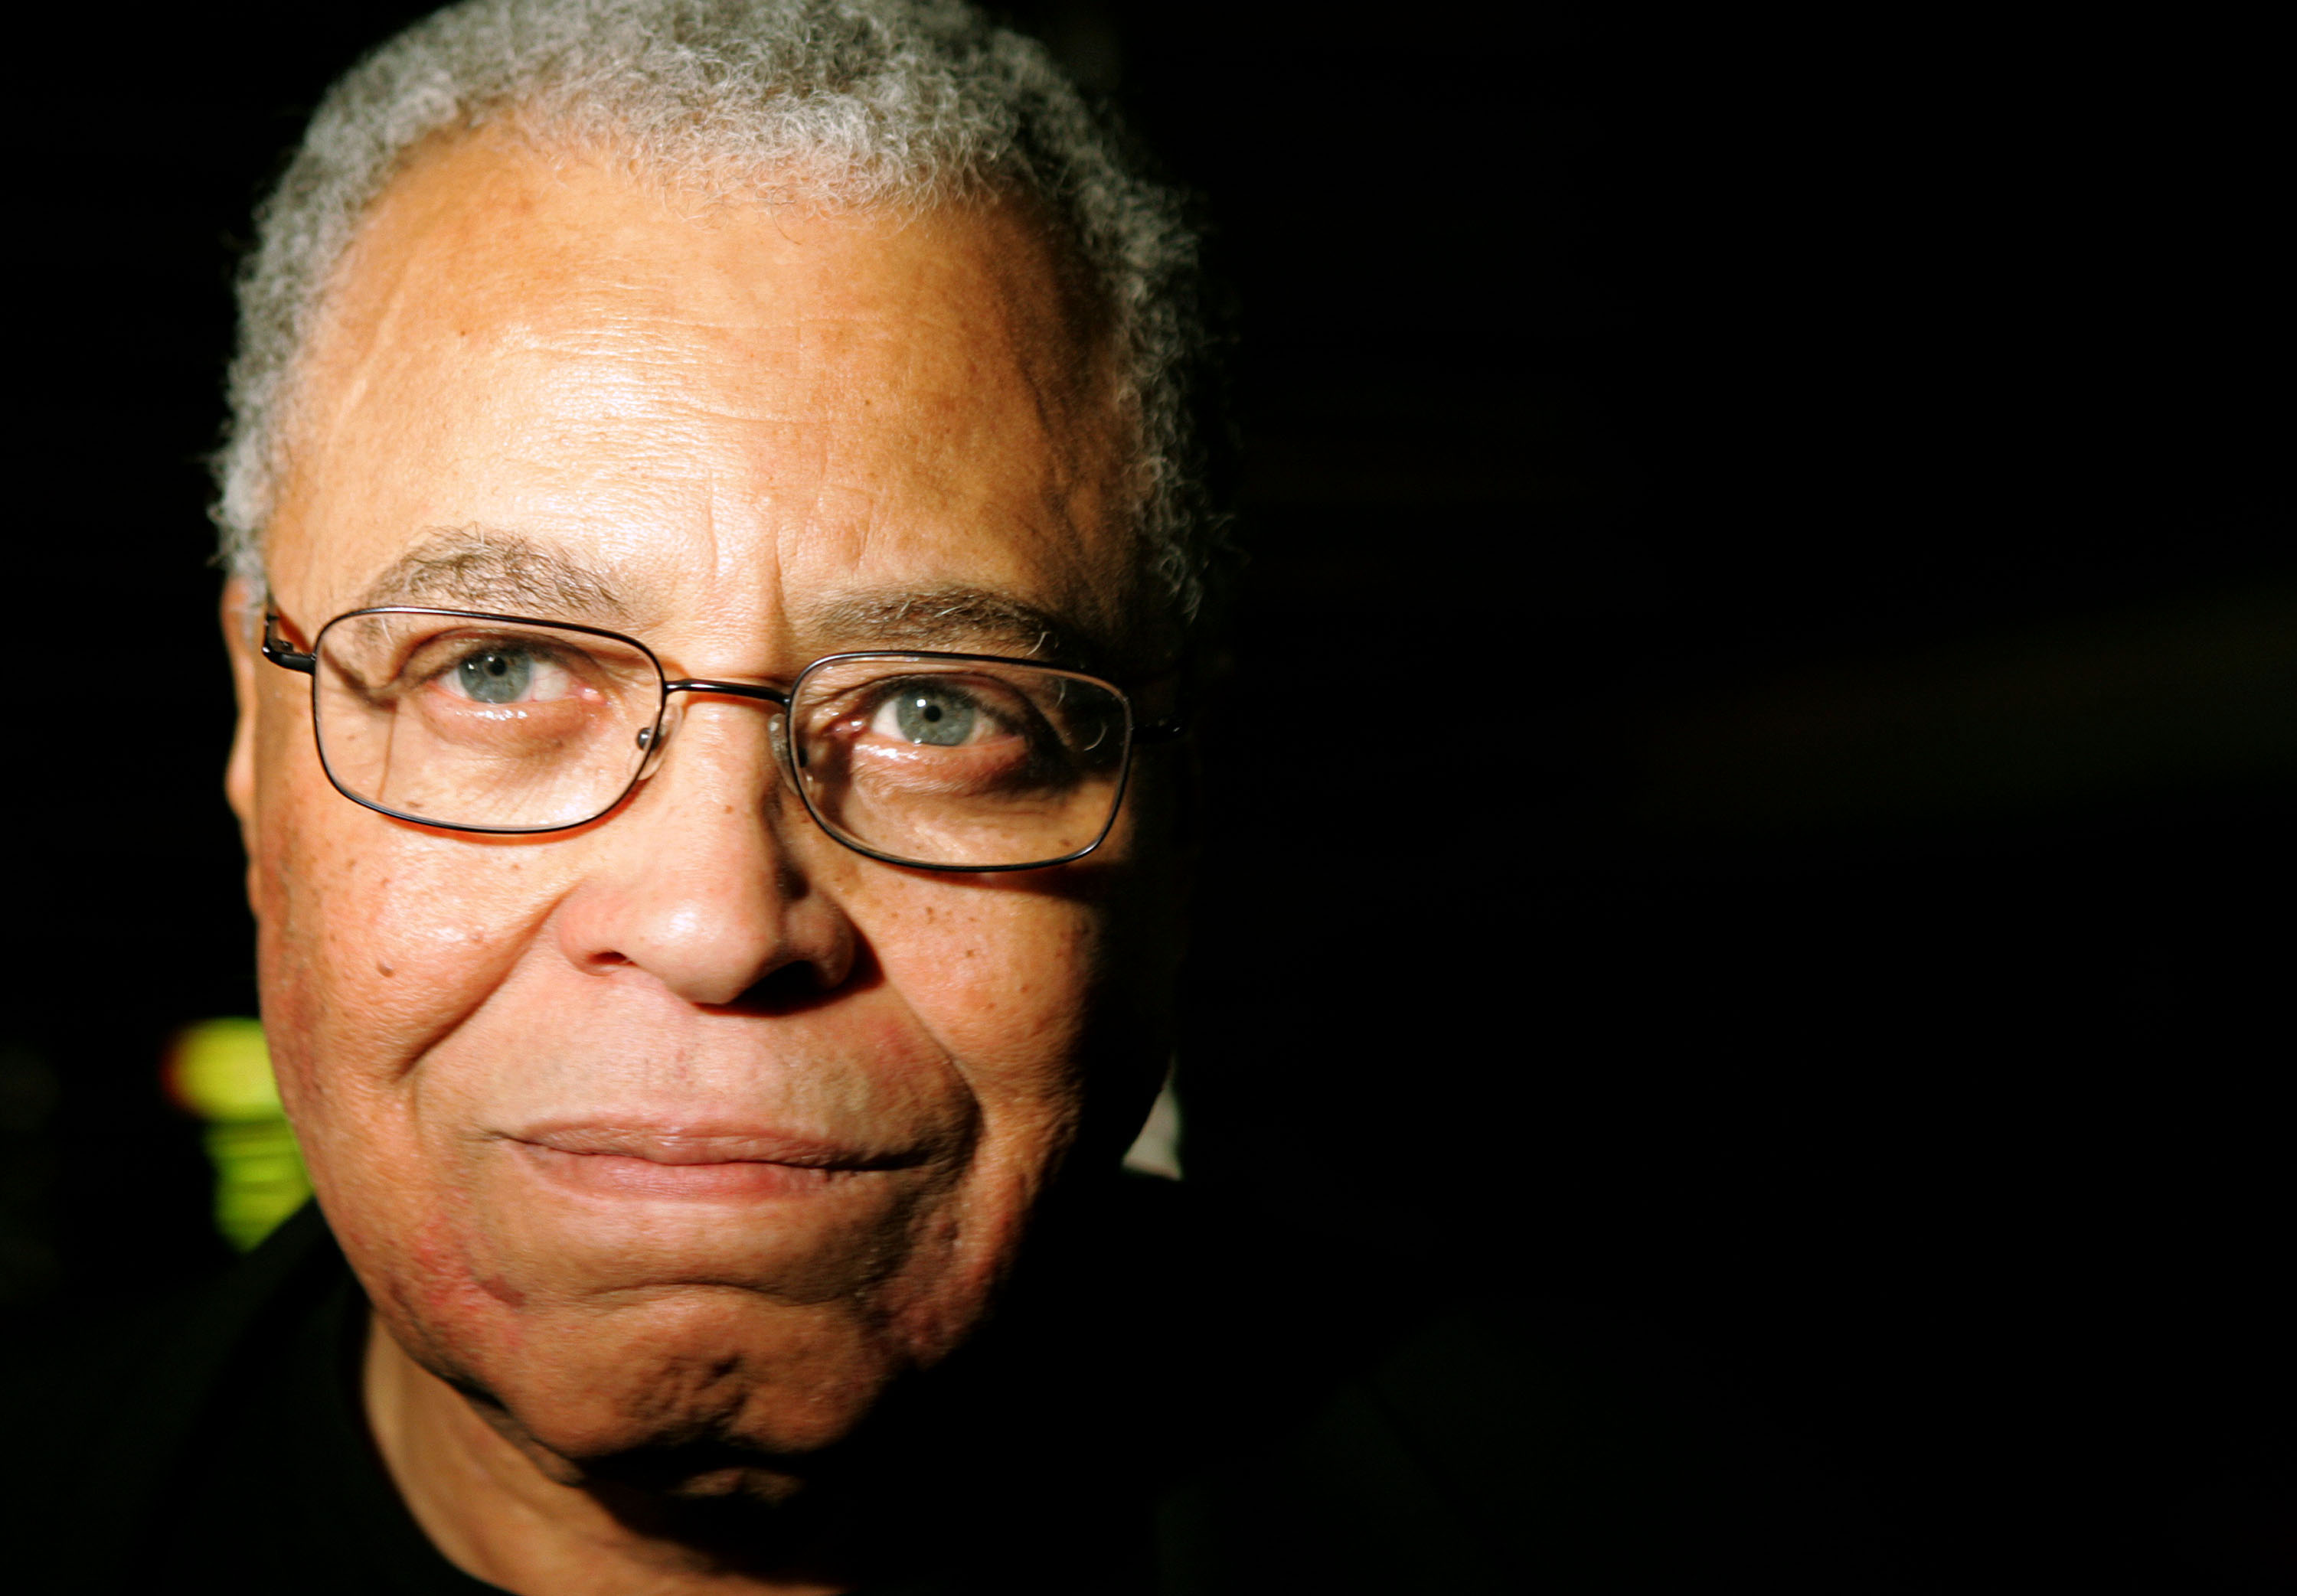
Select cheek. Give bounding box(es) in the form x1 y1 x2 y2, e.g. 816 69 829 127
253 764 564 1128
871 893 1098 1054
859 889 1108 1148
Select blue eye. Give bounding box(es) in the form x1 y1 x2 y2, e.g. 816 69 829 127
889 686 978 746
458 649 534 703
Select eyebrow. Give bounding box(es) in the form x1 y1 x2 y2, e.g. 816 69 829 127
353 532 1111 672
355 529 632 623
799 587 1106 670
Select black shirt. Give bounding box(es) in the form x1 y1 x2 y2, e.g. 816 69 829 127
3 1190 1913 1594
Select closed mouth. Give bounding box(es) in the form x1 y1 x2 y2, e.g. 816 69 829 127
500 1122 928 1198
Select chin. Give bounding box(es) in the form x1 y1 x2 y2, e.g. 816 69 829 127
349 1174 1022 1473
472 1289 915 1464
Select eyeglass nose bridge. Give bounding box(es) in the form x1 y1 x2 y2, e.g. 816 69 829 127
638 676 800 785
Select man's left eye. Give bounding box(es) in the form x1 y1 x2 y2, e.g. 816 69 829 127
869 684 983 746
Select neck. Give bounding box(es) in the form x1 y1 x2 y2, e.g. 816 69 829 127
355 1180 1187 1594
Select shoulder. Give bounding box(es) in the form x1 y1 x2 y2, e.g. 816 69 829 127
0 1204 346 1593
1127 1192 1923 1594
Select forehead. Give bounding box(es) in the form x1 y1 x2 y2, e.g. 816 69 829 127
266 130 1139 666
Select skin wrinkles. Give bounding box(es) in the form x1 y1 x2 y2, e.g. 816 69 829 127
224 126 1183 1595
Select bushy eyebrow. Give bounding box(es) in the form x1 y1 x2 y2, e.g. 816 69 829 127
354 532 1107 670
799 587 1101 668
355 528 632 623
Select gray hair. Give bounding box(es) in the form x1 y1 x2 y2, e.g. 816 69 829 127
214 0 1224 627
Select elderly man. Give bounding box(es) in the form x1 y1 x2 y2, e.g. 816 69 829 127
2 3 1898 1592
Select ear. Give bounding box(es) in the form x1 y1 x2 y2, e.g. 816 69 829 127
221 575 263 853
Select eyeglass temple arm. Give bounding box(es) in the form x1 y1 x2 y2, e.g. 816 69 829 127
261 613 317 674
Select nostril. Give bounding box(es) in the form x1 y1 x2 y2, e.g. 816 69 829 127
732 958 840 1014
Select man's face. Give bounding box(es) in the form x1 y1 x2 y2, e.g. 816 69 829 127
223 132 1183 1479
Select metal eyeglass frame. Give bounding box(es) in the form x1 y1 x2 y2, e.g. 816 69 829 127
262 605 1184 872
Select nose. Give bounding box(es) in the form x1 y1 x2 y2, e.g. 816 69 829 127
551 703 857 1006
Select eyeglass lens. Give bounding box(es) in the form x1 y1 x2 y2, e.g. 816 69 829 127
309 612 1131 868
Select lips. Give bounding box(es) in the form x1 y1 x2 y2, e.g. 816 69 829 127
503 1121 923 1199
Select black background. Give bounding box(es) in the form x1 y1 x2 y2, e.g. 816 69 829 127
2 3 2289 1592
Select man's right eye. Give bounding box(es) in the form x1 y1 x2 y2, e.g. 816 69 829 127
425 642 580 707
456 648 537 703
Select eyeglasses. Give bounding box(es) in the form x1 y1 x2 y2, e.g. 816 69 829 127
261 606 1180 872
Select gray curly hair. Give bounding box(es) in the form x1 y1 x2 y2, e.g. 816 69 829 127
214 0 1222 625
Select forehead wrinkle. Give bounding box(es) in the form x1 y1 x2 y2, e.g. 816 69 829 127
690 446 734 639
682 444 799 666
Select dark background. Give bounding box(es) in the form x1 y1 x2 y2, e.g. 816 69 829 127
2 3 2289 1592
